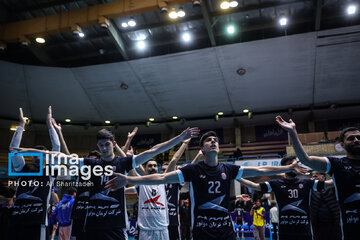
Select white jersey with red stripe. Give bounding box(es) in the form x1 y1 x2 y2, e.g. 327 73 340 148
137 184 169 230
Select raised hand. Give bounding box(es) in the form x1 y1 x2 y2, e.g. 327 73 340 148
128 127 138 139
290 160 309 175
276 116 296 132
237 194 251 202
19 108 26 128
180 127 200 141
51 118 62 132
183 138 191 144
46 106 52 128
105 173 127 191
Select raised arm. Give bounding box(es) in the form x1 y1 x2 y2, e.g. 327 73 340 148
276 116 328 172
122 127 138 154
191 149 203 164
46 106 60 152
105 171 180 191
241 160 307 178
166 139 190 173
238 178 261 191
9 108 26 171
134 127 200 166
114 143 127 157
51 118 70 155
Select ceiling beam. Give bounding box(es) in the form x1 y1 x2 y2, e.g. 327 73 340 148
106 19 129 60
44 0 310 48
0 0 195 43
28 44 55 65
55 16 315 63
201 0 216 46
9 0 81 14
315 0 323 31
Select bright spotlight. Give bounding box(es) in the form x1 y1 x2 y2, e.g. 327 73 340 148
227 25 235 34
35 37 45 44
78 32 85 38
121 22 128 28
347 4 358 15
182 32 191 42
128 18 136 27
220 1 230 9
279 17 288 26
177 8 186 18
137 41 146 49
169 9 178 19
229 1 238 8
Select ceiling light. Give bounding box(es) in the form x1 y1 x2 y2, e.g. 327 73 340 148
105 120 111 124
236 68 246 76
220 1 230 9
78 32 85 38
136 34 147 41
243 109 249 113
65 119 71 122
149 118 155 122
137 41 146 50
160 7 168 13
169 8 178 19
177 7 186 18
172 116 178 120
120 83 128 90
218 112 224 115
192 0 201 7
347 4 358 15
121 22 128 28
128 17 136 27
227 25 235 34
35 37 45 44
182 32 191 42
229 1 238 8
279 17 288 26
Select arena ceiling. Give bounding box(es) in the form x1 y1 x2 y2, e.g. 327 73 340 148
0 0 359 67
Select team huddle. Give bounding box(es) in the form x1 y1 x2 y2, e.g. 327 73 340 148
5 107 360 240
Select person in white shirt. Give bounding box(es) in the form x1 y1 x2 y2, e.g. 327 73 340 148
269 202 279 240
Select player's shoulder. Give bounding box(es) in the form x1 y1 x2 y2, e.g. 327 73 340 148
83 157 101 165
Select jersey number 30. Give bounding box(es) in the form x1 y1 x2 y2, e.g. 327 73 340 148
288 189 298 198
208 181 221 194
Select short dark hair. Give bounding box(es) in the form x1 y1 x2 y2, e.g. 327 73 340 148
199 131 218 147
280 156 297 166
97 129 115 142
339 127 360 142
88 150 101 159
66 187 77 195
144 159 157 167
311 171 326 177
34 145 47 151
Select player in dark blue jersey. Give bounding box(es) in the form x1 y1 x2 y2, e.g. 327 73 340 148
15 127 200 240
239 156 333 240
106 131 307 240
276 116 360 240
9 107 60 240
